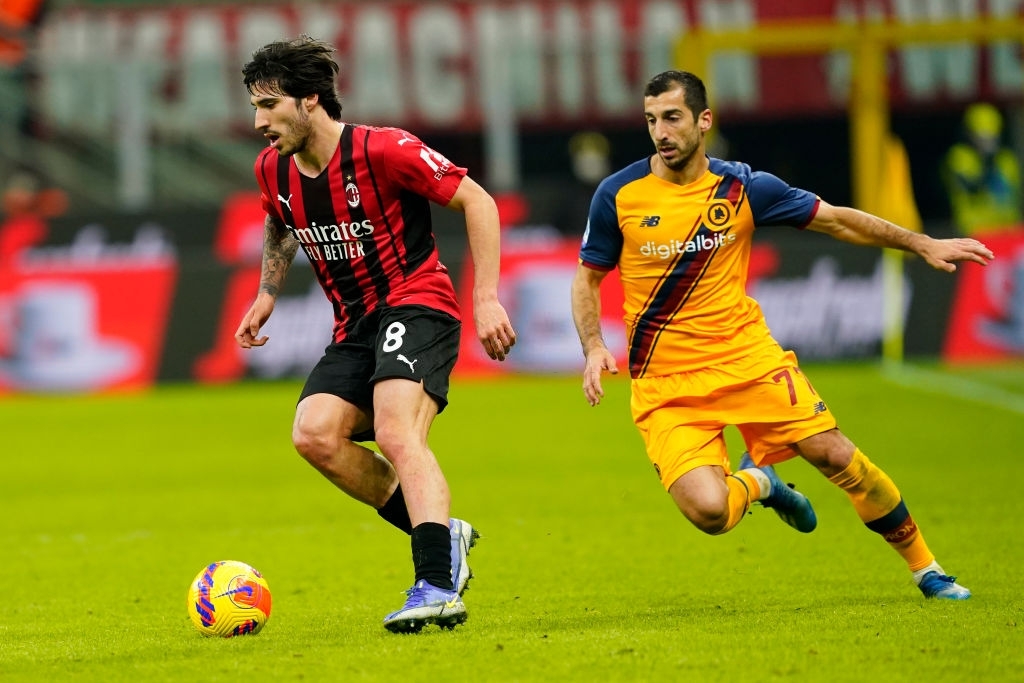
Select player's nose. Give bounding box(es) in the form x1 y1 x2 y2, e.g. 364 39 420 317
254 110 269 131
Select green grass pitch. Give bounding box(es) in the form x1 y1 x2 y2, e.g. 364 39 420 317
2 362 1023 682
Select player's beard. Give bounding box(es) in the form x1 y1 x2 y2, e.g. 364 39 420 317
279 106 314 157
658 130 702 171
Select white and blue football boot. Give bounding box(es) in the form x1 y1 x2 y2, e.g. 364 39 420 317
450 518 480 596
917 570 971 600
383 580 467 633
739 451 817 533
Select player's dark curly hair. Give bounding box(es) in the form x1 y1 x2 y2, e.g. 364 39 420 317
644 70 708 119
242 35 343 121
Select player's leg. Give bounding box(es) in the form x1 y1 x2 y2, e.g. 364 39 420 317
639 354 815 535
796 428 970 600
733 346 840 533
292 393 396 505
372 306 469 632
634 371 765 535
375 378 467 632
291 340 413 534
373 377 450 564
667 463 764 535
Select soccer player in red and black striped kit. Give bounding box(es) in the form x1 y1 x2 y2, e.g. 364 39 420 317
237 36 517 633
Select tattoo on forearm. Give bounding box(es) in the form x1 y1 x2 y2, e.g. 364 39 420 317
259 217 299 297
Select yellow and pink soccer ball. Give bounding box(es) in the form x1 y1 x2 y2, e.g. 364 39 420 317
186 560 272 637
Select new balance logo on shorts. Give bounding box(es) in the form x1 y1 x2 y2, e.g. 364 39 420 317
813 401 828 414
639 215 661 227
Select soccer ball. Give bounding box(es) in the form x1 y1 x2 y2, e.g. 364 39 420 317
186 560 272 637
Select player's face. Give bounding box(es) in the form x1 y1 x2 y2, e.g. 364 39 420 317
644 87 709 171
250 85 314 157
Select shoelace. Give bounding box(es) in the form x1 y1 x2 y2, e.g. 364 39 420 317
400 583 445 608
921 573 960 591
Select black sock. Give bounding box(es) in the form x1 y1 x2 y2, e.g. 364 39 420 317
411 522 453 590
376 485 413 535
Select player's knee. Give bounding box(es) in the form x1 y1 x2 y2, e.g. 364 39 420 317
372 424 413 463
681 501 730 535
291 423 340 469
798 429 856 476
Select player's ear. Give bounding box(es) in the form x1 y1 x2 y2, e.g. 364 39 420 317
698 108 713 133
304 93 319 112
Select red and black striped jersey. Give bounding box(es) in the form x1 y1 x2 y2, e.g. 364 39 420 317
254 123 467 343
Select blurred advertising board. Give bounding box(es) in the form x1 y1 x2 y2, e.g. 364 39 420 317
943 228 1024 362
38 0 1024 138
0 196 335 394
0 213 178 393
0 195 1002 395
456 230 625 376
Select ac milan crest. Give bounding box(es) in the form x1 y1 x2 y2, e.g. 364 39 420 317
345 182 361 208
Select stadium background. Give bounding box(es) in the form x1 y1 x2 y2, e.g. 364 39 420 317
1 0 1023 393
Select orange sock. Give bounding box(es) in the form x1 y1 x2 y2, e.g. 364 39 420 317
828 449 935 571
716 470 762 535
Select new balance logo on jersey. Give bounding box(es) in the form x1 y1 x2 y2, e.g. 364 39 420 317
639 215 661 227
813 401 828 415
397 354 418 373
277 194 293 211
640 232 736 259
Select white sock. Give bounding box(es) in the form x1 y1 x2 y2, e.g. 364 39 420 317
743 468 772 500
912 560 943 585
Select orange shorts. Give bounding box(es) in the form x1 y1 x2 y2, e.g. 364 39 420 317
631 341 838 490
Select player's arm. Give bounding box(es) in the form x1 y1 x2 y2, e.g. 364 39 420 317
571 263 618 406
235 215 299 348
446 176 517 361
806 200 994 272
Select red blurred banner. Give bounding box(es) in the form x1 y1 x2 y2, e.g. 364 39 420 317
0 216 177 393
943 228 1024 362
456 231 623 376
0 194 1006 395
193 191 265 384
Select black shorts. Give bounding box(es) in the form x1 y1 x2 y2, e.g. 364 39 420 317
299 305 461 438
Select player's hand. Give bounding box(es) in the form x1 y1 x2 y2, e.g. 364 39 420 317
920 237 994 272
234 294 275 348
582 347 618 406
474 298 516 361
